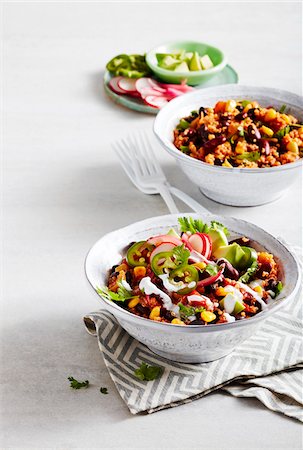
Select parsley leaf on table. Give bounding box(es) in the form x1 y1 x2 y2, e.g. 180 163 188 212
68 377 89 389
100 387 108 394
134 362 162 381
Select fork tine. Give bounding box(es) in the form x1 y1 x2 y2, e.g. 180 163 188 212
141 131 165 177
130 134 150 177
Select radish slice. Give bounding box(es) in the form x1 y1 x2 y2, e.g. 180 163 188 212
181 233 193 251
188 233 212 259
139 87 164 99
135 78 155 94
117 77 138 94
148 235 183 247
150 242 176 262
147 78 166 93
109 77 127 94
189 250 213 264
144 95 169 109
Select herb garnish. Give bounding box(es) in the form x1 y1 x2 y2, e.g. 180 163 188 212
239 261 259 283
177 119 190 131
275 126 290 139
178 217 230 236
100 387 108 394
68 377 89 389
205 264 219 276
275 281 283 297
172 244 190 266
279 104 287 113
134 362 162 381
96 281 134 303
241 100 251 108
180 145 190 154
236 151 260 162
178 303 195 319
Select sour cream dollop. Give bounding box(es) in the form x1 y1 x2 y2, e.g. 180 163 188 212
139 277 180 316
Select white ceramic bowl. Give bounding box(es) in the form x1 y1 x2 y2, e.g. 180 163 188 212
85 213 301 363
154 85 303 206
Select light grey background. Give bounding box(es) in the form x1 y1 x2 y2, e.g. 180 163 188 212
2 2 302 449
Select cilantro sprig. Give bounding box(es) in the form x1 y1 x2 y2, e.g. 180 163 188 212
134 362 162 381
178 217 230 237
172 244 190 266
68 377 89 389
100 387 108 395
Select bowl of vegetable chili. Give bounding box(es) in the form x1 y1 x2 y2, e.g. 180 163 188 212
85 213 300 363
154 85 303 206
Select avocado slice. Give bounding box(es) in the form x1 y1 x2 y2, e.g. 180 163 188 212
189 51 202 71
159 55 179 70
174 61 189 72
213 243 246 269
238 246 258 270
208 229 228 253
167 228 180 239
219 294 245 315
200 54 214 70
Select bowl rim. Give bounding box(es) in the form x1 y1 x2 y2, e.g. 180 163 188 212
145 40 227 77
84 213 301 333
154 84 303 173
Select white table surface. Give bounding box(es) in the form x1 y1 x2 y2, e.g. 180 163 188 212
2 2 302 449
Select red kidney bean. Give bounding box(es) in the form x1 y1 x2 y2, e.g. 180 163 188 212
260 139 270 155
217 258 239 280
203 135 227 151
247 124 261 142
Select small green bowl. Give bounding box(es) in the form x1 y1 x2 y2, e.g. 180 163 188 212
146 41 227 86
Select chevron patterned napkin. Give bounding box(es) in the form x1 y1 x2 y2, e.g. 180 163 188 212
84 248 302 421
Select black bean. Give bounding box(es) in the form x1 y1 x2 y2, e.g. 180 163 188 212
126 271 132 284
267 278 278 290
247 108 259 119
220 113 232 127
135 304 150 316
110 265 119 274
234 112 248 121
229 237 252 247
199 106 206 116
189 319 204 325
161 308 174 322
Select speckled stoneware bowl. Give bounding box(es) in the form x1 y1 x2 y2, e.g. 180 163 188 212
85 213 301 363
154 85 303 206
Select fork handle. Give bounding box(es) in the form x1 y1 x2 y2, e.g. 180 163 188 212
168 186 209 215
157 184 179 214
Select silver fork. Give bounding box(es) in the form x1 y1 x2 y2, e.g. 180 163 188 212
113 131 209 215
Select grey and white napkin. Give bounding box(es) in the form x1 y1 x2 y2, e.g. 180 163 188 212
84 248 302 420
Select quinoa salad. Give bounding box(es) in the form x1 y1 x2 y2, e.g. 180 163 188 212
97 217 283 326
173 100 303 168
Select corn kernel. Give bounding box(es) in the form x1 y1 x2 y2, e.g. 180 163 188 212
253 285 263 295
201 311 216 323
193 262 207 270
222 158 233 168
265 108 277 121
225 100 237 112
244 103 253 113
281 114 291 124
149 306 161 320
286 141 299 154
235 141 246 154
260 125 274 137
133 266 146 279
171 318 185 325
216 287 227 296
128 297 140 309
